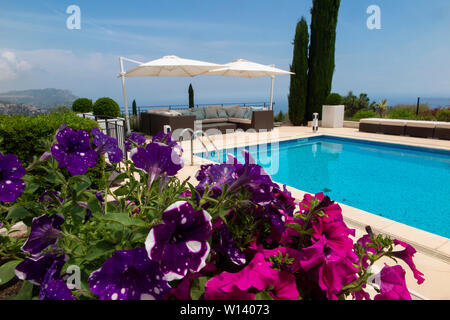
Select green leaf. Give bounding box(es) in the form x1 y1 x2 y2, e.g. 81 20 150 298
0 260 21 285
6 207 31 220
113 185 130 196
254 290 274 300
23 182 39 195
101 213 147 227
69 204 87 224
84 240 115 262
9 281 33 300
69 175 91 195
190 276 208 300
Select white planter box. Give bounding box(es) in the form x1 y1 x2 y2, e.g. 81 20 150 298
321 105 345 128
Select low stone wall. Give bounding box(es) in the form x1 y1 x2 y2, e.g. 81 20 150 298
343 121 359 129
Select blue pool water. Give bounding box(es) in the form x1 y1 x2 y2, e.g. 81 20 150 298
198 136 450 238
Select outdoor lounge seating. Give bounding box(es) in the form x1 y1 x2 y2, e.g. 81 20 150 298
359 118 450 140
140 105 273 136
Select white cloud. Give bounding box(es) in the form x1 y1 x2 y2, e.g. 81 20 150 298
0 51 31 81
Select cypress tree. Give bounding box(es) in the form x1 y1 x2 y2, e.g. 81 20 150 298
188 84 194 109
288 17 309 125
132 99 137 116
306 0 341 121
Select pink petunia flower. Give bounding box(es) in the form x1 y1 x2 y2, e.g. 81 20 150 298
374 264 412 300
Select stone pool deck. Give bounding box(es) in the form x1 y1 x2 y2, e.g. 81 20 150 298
174 126 450 300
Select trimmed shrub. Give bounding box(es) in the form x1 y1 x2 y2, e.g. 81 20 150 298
436 108 450 122
93 97 120 118
325 93 343 105
72 98 93 113
388 108 416 120
351 109 377 121
0 112 105 190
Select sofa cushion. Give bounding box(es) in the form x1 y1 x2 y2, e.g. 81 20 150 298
228 117 251 124
192 108 206 120
201 118 229 124
405 120 436 128
205 108 219 119
435 122 450 129
234 108 246 118
379 119 407 126
360 118 382 124
225 107 238 118
217 108 228 118
243 108 253 119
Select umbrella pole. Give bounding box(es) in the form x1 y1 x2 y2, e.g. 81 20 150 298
269 75 275 110
119 57 131 135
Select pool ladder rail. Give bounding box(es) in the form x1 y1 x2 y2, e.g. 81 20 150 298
178 129 221 165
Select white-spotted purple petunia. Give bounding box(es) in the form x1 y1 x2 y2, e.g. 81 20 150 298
51 127 98 175
15 253 66 285
131 142 183 187
21 214 65 256
91 127 123 163
213 218 246 266
88 248 170 300
145 201 212 281
0 152 26 203
38 258 76 300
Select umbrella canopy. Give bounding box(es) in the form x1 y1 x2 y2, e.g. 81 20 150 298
207 59 293 110
207 59 293 77
124 55 223 77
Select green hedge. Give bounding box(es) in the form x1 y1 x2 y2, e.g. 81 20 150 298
0 112 105 190
325 93 343 105
72 98 93 113
93 97 120 118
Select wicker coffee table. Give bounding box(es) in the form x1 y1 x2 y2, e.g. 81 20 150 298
200 122 237 133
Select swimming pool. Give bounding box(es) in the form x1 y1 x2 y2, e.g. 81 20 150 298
198 136 450 238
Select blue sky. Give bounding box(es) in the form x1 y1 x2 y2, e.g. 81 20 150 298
0 0 449 111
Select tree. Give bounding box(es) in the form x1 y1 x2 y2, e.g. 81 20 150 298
376 99 388 118
306 0 341 121
188 84 194 109
288 17 309 126
132 99 137 116
72 98 93 113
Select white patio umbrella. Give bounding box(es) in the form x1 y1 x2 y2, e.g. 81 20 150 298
207 59 293 110
119 55 223 133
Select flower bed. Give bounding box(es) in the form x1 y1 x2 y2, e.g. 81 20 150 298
0 126 425 300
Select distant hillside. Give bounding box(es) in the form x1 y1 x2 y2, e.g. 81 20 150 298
0 102 47 116
0 88 78 109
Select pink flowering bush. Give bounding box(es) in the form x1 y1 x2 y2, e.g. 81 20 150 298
0 127 424 300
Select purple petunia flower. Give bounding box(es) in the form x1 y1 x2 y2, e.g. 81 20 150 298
131 142 183 187
145 201 212 281
213 217 246 266
88 248 170 300
392 239 425 284
0 152 26 203
39 258 75 300
374 264 412 300
125 132 146 152
51 127 98 175
21 214 65 256
152 132 183 152
15 253 66 285
299 236 358 300
91 127 123 163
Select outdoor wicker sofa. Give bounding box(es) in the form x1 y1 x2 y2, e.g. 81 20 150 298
359 118 450 140
140 105 273 136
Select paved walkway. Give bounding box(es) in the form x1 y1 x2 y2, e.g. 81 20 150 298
174 126 450 299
